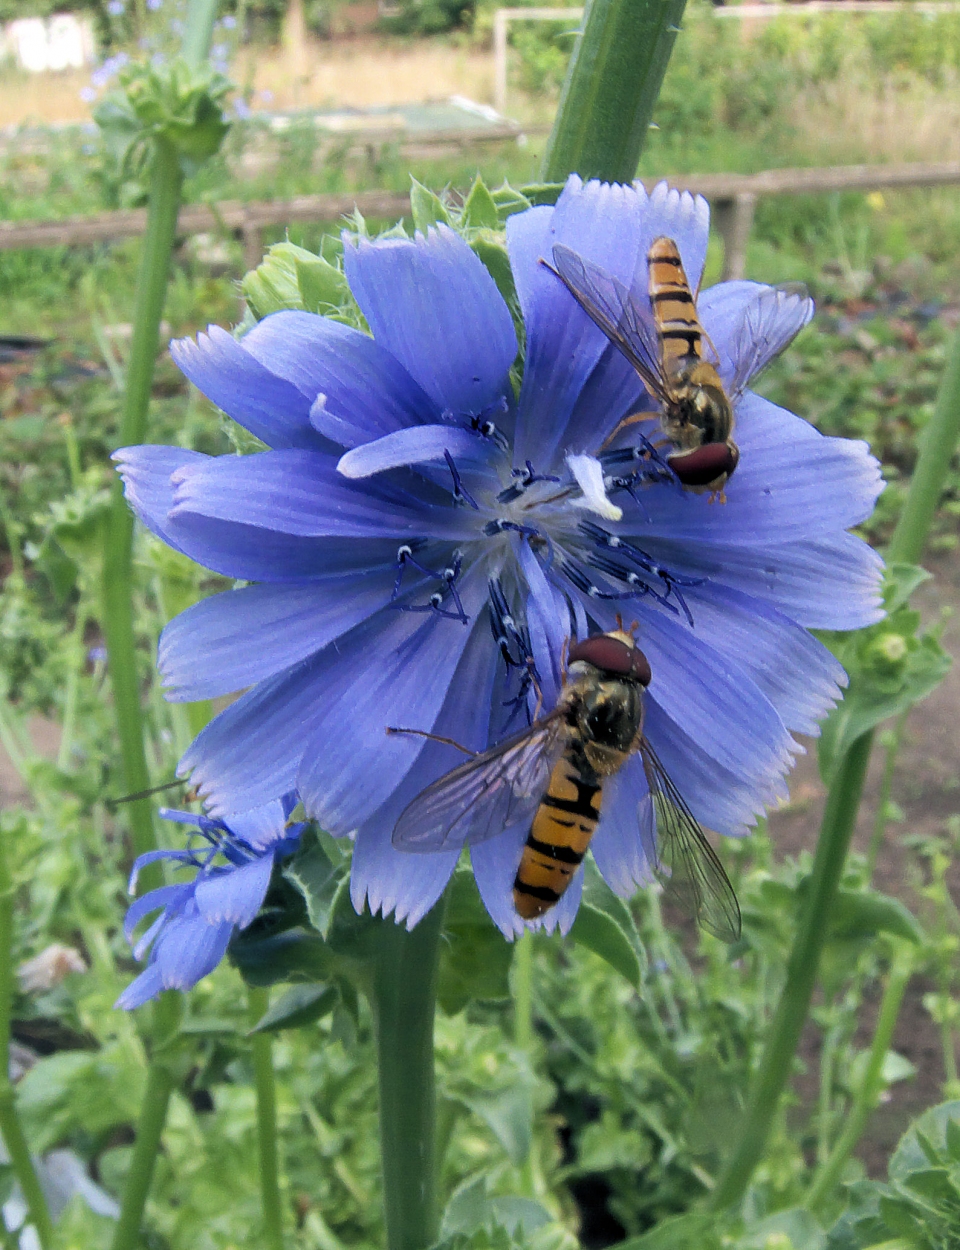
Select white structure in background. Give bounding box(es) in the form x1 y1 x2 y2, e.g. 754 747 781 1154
1 13 95 73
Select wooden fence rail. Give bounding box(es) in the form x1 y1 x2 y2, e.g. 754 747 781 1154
0 160 958 280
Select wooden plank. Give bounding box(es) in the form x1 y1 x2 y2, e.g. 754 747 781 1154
0 162 957 253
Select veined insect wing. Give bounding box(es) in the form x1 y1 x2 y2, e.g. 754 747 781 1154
638 738 741 943
548 244 670 404
727 281 815 397
392 714 567 853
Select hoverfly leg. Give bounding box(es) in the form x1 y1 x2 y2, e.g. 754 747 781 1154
598 410 657 454
385 727 478 758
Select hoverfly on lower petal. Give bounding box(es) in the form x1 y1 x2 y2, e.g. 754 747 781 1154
391 627 741 940
547 237 814 497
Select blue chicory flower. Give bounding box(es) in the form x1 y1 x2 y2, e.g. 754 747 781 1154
117 798 303 1007
114 176 883 938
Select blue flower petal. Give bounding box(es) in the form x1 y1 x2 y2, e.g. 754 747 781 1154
591 755 655 897
337 425 494 480
112 446 211 555
343 225 517 418
639 530 884 630
170 326 327 450
298 567 488 832
158 574 397 702
634 180 711 298
518 538 569 706
115 963 165 1009
154 910 233 989
123 883 191 944
219 799 289 850
170 449 464 539
557 340 651 459
239 310 440 446
195 853 274 927
509 178 644 466
350 609 499 926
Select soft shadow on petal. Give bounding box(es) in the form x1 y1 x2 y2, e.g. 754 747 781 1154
471 821 528 940
297 567 489 833
170 326 328 451
349 606 499 927
343 225 517 419
518 538 570 707
591 755 655 898
195 854 274 927
241 310 439 445
158 573 397 702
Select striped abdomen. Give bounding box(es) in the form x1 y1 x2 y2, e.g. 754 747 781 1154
512 749 603 920
648 235 709 373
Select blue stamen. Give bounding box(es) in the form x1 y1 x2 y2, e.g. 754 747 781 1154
496 460 561 504
444 450 479 510
393 545 469 624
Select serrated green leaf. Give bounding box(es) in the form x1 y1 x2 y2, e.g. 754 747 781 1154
614 1212 719 1250
883 563 932 615
438 869 513 1014
462 177 500 231
295 254 349 314
284 827 345 939
517 182 565 207
323 878 380 963
410 178 452 233
249 983 338 1034
470 233 519 332
827 889 924 947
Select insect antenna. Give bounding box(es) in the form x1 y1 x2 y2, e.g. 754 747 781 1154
105 779 196 810
385 727 477 758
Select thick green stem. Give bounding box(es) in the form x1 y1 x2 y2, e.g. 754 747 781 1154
249 988 284 1250
372 904 446 1250
806 953 912 1210
0 837 54 1250
109 1061 177 1250
887 325 960 567
865 711 908 881
542 0 687 184
102 136 183 876
710 734 873 1212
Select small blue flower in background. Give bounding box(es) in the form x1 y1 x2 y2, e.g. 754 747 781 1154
114 176 884 938
117 798 303 1008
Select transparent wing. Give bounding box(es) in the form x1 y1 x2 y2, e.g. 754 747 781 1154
550 244 672 404
729 283 814 397
638 738 741 942
392 715 568 853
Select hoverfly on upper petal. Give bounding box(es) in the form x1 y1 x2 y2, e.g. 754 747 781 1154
391 627 741 941
547 238 814 498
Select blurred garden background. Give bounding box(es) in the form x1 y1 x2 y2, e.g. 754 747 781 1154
1 0 960 1247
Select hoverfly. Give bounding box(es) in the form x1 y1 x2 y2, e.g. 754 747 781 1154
391 627 741 940
549 237 814 496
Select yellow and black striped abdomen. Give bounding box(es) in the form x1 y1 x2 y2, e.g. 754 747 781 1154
648 236 706 369
512 750 603 920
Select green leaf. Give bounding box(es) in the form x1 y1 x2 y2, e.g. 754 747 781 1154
516 183 564 208
818 565 952 784
454 1065 536 1165
738 1208 826 1250
438 868 514 1014
569 861 646 987
490 183 533 223
323 878 381 964
827 889 924 947
614 1213 720 1250
249 983 339 1034
461 177 500 231
470 234 519 334
241 241 313 319
295 254 349 315
229 926 335 987
410 178 452 233
849 1047 916 1090
284 827 345 939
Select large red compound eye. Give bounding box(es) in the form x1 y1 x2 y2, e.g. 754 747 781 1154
668 442 738 487
568 635 652 686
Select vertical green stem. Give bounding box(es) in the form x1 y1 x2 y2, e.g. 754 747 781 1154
109 1061 177 1250
887 325 960 567
514 931 534 1051
865 711 908 881
0 833 53 1250
805 953 912 1210
542 0 687 183
249 987 284 1250
710 734 873 1211
371 903 446 1250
